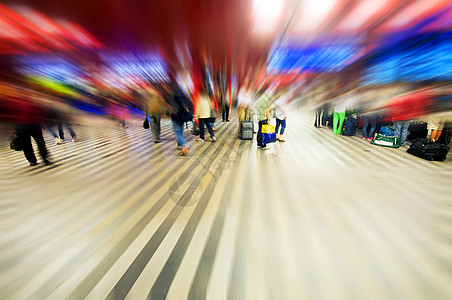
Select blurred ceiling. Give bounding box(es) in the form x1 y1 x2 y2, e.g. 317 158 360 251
1 0 452 84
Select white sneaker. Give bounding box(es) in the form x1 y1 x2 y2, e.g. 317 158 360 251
72 137 78 142
211 137 216 142
197 138 204 142
55 138 63 145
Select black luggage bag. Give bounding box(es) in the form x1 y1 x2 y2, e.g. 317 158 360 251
240 121 254 140
342 116 356 136
407 122 428 141
406 138 450 161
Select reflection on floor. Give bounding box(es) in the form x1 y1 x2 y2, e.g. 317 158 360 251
1 110 451 300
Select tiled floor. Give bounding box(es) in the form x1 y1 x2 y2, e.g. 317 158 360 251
1 109 451 300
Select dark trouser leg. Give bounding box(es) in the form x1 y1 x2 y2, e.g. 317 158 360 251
30 125 48 161
65 123 76 138
57 122 64 139
362 116 369 137
205 119 215 138
22 133 37 163
279 119 286 135
199 118 206 140
222 105 229 121
275 119 281 135
257 120 267 147
46 123 58 138
150 115 159 141
369 117 377 138
314 108 321 127
156 115 161 138
321 106 328 126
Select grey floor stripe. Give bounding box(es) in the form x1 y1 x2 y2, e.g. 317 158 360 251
72 119 234 299
187 140 246 300
147 130 238 299
106 120 236 299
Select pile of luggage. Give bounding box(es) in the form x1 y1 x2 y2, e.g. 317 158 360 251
371 126 400 148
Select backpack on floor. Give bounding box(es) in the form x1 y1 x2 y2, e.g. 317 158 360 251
407 138 450 161
378 126 395 136
341 116 356 136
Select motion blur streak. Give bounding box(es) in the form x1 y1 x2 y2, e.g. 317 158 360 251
0 0 452 299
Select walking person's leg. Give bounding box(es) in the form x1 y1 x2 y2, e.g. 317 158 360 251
57 122 64 140
368 116 377 139
279 119 286 142
362 116 369 138
156 115 161 140
31 125 50 164
400 121 410 146
150 115 159 142
337 113 345 134
199 118 206 141
18 125 37 165
65 123 77 141
333 112 339 134
275 119 281 139
205 121 216 141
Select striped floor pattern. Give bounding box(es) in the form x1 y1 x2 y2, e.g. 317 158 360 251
1 109 451 300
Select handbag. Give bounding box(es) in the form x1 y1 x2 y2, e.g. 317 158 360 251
9 133 23 151
210 109 217 119
143 118 149 129
191 121 200 135
261 124 276 144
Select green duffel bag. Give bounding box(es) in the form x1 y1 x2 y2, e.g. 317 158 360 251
371 133 400 148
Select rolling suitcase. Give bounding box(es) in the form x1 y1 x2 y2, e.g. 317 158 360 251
437 122 452 145
240 121 254 140
407 122 428 141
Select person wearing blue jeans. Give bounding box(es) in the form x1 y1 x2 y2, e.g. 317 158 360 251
362 114 377 140
275 118 286 142
199 118 216 141
172 120 189 155
47 121 77 144
394 120 411 146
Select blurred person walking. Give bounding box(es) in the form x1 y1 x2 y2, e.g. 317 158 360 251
254 89 271 149
47 121 77 144
195 88 216 142
274 104 287 142
7 92 52 166
145 88 167 143
222 90 230 122
164 83 192 155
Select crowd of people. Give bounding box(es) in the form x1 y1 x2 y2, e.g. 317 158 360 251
313 83 452 147
4 76 451 167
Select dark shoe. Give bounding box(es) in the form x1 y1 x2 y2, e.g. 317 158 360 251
30 162 38 166
44 159 52 165
154 140 161 143
227 120 230 122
